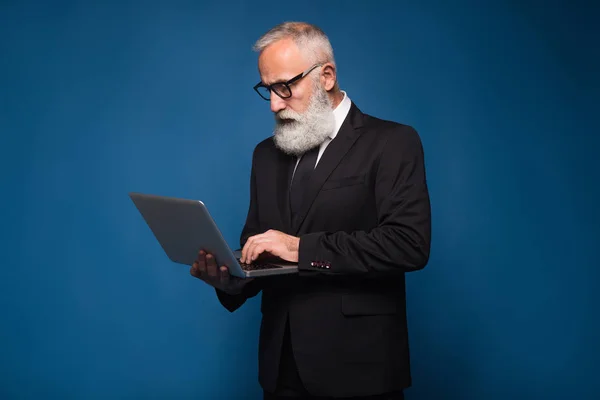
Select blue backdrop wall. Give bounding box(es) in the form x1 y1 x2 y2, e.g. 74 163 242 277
1 1 598 399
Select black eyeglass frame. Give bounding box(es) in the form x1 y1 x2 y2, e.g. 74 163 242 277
253 63 323 100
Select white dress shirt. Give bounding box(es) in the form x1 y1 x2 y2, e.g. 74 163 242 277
294 90 352 173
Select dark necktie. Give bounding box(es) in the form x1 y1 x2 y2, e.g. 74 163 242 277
289 146 320 217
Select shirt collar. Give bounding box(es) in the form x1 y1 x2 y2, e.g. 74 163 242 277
329 90 352 140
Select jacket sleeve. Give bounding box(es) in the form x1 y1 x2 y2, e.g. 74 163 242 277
215 146 264 312
297 125 431 277
215 279 263 313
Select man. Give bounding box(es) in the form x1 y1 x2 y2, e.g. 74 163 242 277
190 22 431 400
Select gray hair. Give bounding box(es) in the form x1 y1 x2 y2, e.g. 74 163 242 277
253 22 336 67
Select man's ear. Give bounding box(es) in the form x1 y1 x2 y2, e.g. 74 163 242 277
321 62 337 91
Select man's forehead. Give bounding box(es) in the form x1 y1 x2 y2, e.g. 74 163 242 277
258 64 300 84
258 40 307 82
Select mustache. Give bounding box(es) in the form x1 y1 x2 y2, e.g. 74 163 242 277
276 108 301 121
275 116 299 127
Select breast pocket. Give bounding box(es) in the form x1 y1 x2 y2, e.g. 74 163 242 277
321 174 365 191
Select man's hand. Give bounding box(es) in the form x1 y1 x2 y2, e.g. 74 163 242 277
190 250 253 295
240 229 300 264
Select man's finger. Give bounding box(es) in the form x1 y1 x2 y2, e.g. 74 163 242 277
219 266 230 284
240 239 253 263
190 261 200 278
249 237 274 261
250 243 268 262
197 250 207 275
240 243 249 264
206 254 218 277
241 235 261 263
245 241 258 263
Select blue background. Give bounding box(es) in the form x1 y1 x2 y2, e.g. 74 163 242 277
1 0 598 399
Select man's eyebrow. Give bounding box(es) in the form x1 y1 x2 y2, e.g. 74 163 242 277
262 78 285 86
263 74 297 86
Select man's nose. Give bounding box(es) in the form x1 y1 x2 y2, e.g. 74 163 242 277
270 93 286 113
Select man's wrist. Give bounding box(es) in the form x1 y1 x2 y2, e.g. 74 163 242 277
292 236 300 262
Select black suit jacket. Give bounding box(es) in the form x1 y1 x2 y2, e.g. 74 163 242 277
216 102 431 397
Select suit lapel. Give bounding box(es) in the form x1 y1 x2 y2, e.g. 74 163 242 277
292 103 364 233
275 148 296 233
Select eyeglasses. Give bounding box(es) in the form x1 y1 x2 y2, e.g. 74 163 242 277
253 64 322 101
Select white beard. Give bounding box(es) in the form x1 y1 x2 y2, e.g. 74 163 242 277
272 82 335 156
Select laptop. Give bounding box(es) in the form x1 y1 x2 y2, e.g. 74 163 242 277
129 192 299 278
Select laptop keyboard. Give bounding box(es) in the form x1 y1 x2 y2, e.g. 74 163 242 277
237 259 282 271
